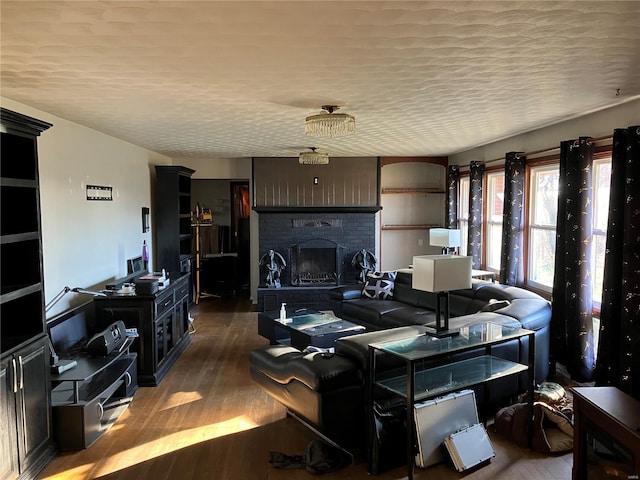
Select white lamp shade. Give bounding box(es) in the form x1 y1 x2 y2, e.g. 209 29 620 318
412 255 472 292
429 228 461 248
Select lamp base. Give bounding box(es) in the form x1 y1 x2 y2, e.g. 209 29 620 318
425 327 460 338
427 291 460 337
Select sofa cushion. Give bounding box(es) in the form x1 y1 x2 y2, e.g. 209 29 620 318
341 298 409 329
390 271 421 306
492 298 551 331
249 345 361 393
362 271 396 300
473 282 543 302
381 308 437 328
334 325 428 372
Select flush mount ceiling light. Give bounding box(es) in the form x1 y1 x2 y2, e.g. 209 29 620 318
305 105 356 137
299 147 329 165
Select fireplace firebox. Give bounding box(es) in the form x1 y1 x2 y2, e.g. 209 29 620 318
289 239 345 286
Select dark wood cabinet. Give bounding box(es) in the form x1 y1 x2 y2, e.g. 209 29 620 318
93 274 191 386
0 108 55 480
572 386 640 479
1 338 53 480
154 166 195 274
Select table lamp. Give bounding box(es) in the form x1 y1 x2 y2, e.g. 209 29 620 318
429 228 461 254
412 254 472 337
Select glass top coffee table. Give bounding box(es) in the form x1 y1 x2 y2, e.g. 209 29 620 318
368 322 535 479
258 307 365 350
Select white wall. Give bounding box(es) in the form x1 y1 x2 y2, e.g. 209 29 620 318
1 98 172 317
449 99 640 165
176 157 251 180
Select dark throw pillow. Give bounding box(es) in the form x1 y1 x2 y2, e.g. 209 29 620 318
362 271 396 300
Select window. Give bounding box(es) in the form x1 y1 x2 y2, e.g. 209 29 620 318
526 156 611 303
527 164 559 292
455 150 612 315
485 171 504 271
458 176 470 256
592 158 611 308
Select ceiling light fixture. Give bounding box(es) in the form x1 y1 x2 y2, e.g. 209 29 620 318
299 147 329 165
305 105 356 137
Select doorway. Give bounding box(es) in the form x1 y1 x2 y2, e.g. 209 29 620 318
231 181 250 291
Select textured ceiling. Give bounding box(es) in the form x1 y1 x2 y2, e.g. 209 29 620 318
1 1 639 159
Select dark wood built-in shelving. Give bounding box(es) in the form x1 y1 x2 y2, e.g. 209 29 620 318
1 107 56 480
154 166 195 274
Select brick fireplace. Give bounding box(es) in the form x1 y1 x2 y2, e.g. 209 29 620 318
252 156 380 311
257 210 377 311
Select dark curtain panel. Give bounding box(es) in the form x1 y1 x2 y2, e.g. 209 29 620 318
596 125 640 400
447 165 459 228
499 152 526 285
550 137 595 382
468 161 484 269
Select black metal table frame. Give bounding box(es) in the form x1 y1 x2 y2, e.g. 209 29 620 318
367 327 535 479
258 308 364 350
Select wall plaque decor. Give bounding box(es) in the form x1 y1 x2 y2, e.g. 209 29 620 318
86 185 113 201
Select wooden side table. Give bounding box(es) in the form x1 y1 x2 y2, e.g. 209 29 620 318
572 386 640 480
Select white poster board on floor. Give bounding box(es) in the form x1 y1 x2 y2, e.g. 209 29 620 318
413 389 479 468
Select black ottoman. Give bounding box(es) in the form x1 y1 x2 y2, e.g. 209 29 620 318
249 345 364 449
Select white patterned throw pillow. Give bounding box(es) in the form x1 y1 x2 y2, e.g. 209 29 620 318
362 271 396 300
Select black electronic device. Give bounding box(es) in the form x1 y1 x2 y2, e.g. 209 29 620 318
86 320 127 356
134 279 159 295
105 272 139 291
51 359 78 375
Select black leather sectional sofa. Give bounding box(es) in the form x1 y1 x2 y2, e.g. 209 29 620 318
250 270 552 455
329 270 551 384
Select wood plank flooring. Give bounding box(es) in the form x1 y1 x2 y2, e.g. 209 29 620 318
38 294 572 479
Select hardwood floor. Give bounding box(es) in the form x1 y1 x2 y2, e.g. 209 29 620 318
38 294 572 479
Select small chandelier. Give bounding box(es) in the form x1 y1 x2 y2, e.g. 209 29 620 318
305 105 356 137
299 147 329 165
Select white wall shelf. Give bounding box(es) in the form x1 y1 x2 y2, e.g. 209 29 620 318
379 159 447 270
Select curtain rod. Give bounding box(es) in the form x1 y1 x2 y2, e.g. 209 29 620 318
481 134 614 165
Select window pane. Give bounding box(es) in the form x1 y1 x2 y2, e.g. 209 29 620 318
458 177 470 256
592 158 611 306
488 174 504 221
459 177 470 221
529 227 556 288
593 232 607 305
486 223 502 270
594 160 611 231
528 164 559 292
486 172 504 270
531 167 559 226
459 220 468 257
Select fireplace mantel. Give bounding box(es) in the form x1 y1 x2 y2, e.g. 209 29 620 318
253 206 381 214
